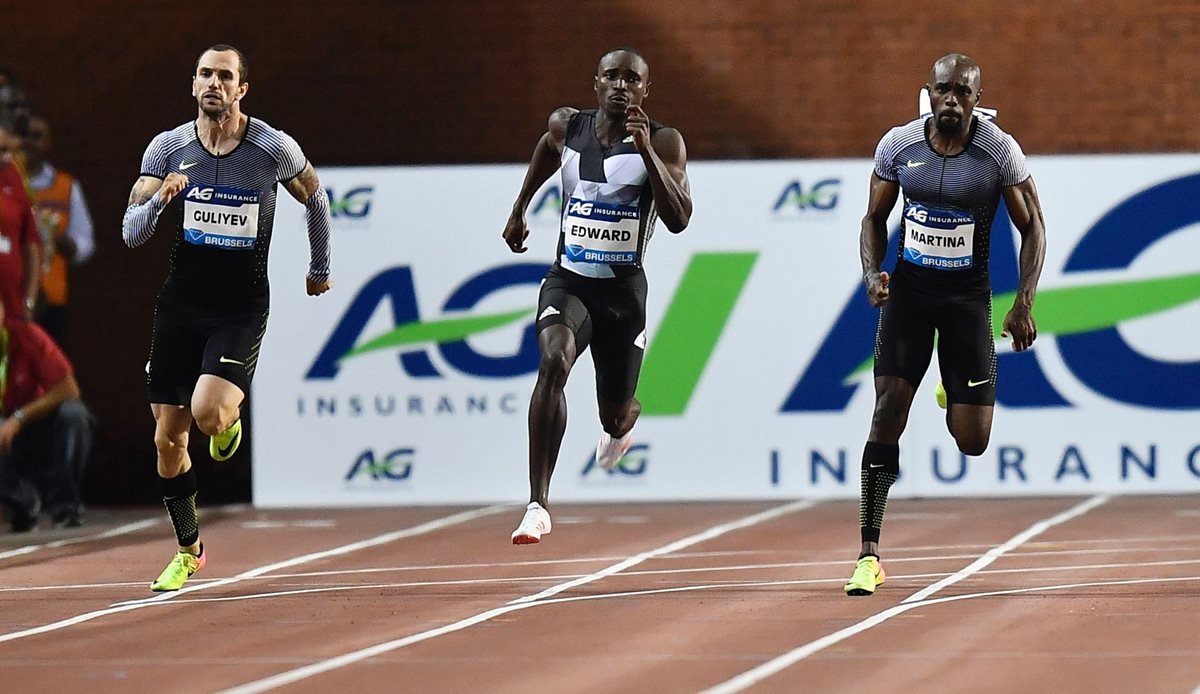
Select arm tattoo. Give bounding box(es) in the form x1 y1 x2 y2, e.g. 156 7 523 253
128 177 156 206
287 164 321 203
122 179 166 248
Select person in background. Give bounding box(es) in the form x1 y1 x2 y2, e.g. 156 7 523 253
0 297 92 530
23 114 96 347
0 114 41 322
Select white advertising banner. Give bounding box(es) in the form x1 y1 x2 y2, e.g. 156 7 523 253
253 155 1200 506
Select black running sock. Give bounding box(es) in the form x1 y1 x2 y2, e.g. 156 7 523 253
859 442 900 544
162 468 200 548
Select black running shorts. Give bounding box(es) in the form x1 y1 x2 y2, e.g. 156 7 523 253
873 274 997 406
147 297 270 405
535 264 648 403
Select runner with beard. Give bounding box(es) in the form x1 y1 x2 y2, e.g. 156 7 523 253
845 53 1047 595
122 44 333 590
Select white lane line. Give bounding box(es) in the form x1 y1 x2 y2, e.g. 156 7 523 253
111 504 510 608
511 500 817 605
8 538 1188 595
158 556 1200 606
518 573 1200 611
16 555 1183 604
0 518 160 561
240 520 337 529
904 495 1110 604
701 495 1109 694
217 499 817 694
0 505 509 644
221 571 1200 694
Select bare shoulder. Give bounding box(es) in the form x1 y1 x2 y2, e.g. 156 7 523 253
547 107 578 140
651 127 687 164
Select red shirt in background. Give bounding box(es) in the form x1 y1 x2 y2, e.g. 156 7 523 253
0 162 40 319
2 318 72 418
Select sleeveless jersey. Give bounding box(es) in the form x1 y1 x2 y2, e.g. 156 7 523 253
557 110 662 279
139 118 307 308
874 115 1029 289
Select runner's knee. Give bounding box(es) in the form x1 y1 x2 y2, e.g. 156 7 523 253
536 343 574 389
871 388 910 433
154 426 189 456
193 406 234 437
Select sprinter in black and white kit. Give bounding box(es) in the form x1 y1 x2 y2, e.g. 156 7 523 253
121 45 333 591
844 54 1047 596
502 48 692 544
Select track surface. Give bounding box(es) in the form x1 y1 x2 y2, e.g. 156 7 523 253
2 497 1199 693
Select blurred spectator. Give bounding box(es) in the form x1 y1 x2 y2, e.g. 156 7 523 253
0 298 92 531
0 67 30 134
0 115 42 321
24 115 95 346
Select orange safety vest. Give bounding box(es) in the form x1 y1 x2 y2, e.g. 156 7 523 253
30 170 73 307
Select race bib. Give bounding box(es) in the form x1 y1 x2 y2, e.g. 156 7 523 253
182 185 261 250
901 203 975 270
561 197 640 266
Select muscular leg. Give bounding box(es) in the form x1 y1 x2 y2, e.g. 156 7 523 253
947 404 994 456
860 375 916 559
152 403 200 555
528 325 578 509
937 288 996 457
191 374 244 438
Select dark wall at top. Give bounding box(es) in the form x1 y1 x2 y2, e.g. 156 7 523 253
2 0 1197 503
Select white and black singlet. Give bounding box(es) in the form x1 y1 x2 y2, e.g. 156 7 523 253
556 109 662 279
535 109 667 402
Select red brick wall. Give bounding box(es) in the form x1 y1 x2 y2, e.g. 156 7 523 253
2 0 1196 502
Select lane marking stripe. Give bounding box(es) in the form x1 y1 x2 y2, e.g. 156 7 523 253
218 500 817 694
0 505 509 644
0 519 159 561
701 495 1110 694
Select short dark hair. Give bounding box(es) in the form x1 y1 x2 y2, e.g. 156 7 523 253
599 47 648 72
196 44 249 84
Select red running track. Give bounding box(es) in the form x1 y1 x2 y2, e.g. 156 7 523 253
0 496 1198 693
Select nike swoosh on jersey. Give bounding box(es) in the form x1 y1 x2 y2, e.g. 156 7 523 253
906 160 927 168
219 356 245 366
179 162 199 170
968 379 991 387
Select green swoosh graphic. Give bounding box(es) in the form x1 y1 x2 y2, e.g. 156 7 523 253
340 307 536 362
638 252 759 415
845 271 1200 382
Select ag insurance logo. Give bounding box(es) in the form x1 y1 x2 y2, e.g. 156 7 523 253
772 178 841 219
305 253 762 418
307 263 548 381
784 172 1200 412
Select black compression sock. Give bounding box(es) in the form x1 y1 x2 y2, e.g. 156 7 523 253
162 468 200 548
859 442 900 544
